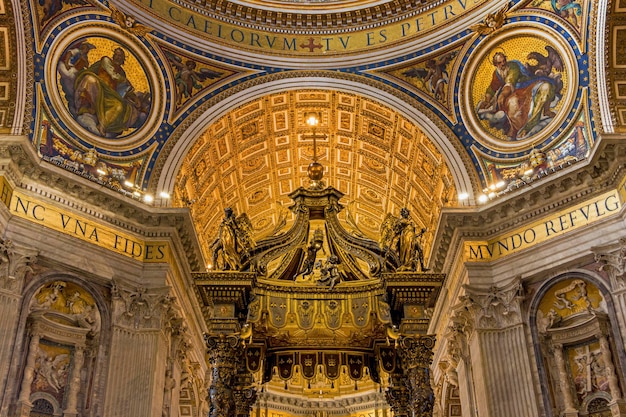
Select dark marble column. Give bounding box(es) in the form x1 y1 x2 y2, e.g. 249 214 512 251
204 334 257 417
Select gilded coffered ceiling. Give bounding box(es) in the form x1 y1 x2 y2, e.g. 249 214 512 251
174 90 456 265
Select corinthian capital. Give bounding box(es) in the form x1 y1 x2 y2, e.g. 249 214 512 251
110 281 173 330
0 238 38 293
458 278 525 330
593 238 626 290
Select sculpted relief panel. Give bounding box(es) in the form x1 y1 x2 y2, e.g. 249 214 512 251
533 277 625 416
17 280 101 417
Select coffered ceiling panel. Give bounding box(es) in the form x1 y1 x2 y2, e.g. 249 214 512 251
175 90 457 265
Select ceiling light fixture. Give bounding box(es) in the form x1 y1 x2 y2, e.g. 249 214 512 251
303 111 325 190
304 111 320 127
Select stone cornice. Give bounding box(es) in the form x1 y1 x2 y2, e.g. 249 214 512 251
0 138 204 271
430 136 626 272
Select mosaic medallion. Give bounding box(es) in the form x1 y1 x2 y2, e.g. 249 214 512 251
462 26 577 150
46 26 162 147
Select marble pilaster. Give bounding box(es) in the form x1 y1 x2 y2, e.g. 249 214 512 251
63 346 85 417
103 282 173 417
594 240 626 350
0 239 37 410
14 332 40 417
451 279 540 417
553 343 578 416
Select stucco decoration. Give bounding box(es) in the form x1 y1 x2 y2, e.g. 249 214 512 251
535 278 606 332
30 281 101 334
474 111 592 192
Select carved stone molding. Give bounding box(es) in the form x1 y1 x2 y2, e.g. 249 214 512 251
170 318 193 365
431 140 626 272
0 140 204 271
110 281 173 330
457 279 526 330
593 238 626 290
444 312 472 366
0 238 38 294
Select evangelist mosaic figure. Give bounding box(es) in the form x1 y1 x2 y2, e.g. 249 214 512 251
475 45 564 141
57 40 152 138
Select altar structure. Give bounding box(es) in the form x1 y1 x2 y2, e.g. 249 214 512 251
1 0 626 417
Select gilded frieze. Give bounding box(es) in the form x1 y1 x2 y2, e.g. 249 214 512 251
22 0 600 247
128 0 489 56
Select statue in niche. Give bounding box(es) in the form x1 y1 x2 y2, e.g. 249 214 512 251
380 208 429 272
294 228 325 281
210 207 255 271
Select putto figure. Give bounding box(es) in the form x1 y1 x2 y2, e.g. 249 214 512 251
316 255 341 290
210 207 255 271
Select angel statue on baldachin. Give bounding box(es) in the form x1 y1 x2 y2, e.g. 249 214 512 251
210 207 255 271
379 208 429 273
